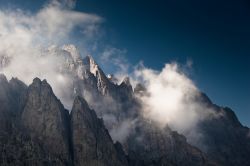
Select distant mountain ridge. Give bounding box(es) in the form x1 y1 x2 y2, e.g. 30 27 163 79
0 45 250 166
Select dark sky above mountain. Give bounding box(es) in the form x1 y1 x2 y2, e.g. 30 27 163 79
0 0 249 126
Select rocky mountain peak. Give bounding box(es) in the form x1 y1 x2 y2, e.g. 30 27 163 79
119 76 133 95
81 55 112 95
21 77 72 165
71 96 128 166
82 55 100 76
29 78 55 99
121 76 131 86
31 77 42 86
0 48 249 166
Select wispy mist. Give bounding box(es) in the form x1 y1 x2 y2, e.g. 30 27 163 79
131 63 218 143
0 0 101 108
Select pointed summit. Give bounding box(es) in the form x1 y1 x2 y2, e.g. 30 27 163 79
82 55 99 76
71 96 128 166
21 78 72 165
82 55 111 95
121 76 131 86
29 78 55 97
31 77 42 87
119 76 133 94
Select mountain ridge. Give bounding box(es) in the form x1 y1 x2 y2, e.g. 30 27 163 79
0 74 214 165
0 46 250 165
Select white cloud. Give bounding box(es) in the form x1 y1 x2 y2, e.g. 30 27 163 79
133 63 216 142
109 119 137 143
0 0 102 109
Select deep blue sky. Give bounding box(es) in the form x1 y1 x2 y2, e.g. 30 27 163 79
1 0 250 126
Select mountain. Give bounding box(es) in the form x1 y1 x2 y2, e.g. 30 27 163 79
21 78 72 165
0 45 250 165
0 74 212 166
198 106 250 165
125 118 211 166
0 75 127 166
71 96 128 166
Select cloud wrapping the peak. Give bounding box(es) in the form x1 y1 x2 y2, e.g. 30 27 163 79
0 0 102 108
0 0 222 146
133 63 214 141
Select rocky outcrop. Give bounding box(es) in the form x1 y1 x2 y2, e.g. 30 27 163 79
71 96 128 166
0 50 250 166
198 106 250 166
21 78 72 165
125 119 214 166
0 75 27 135
0 75 128 166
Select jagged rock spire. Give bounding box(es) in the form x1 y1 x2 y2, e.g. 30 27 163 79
21 77 72 165
71 96 128 166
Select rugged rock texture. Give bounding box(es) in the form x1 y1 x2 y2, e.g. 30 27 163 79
21 78 72 165
0 75 128 166
1 49 250 166
187 92 250 166
125 119 214 166
0 76 72 165
199 106 250 166
71 96 128 166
